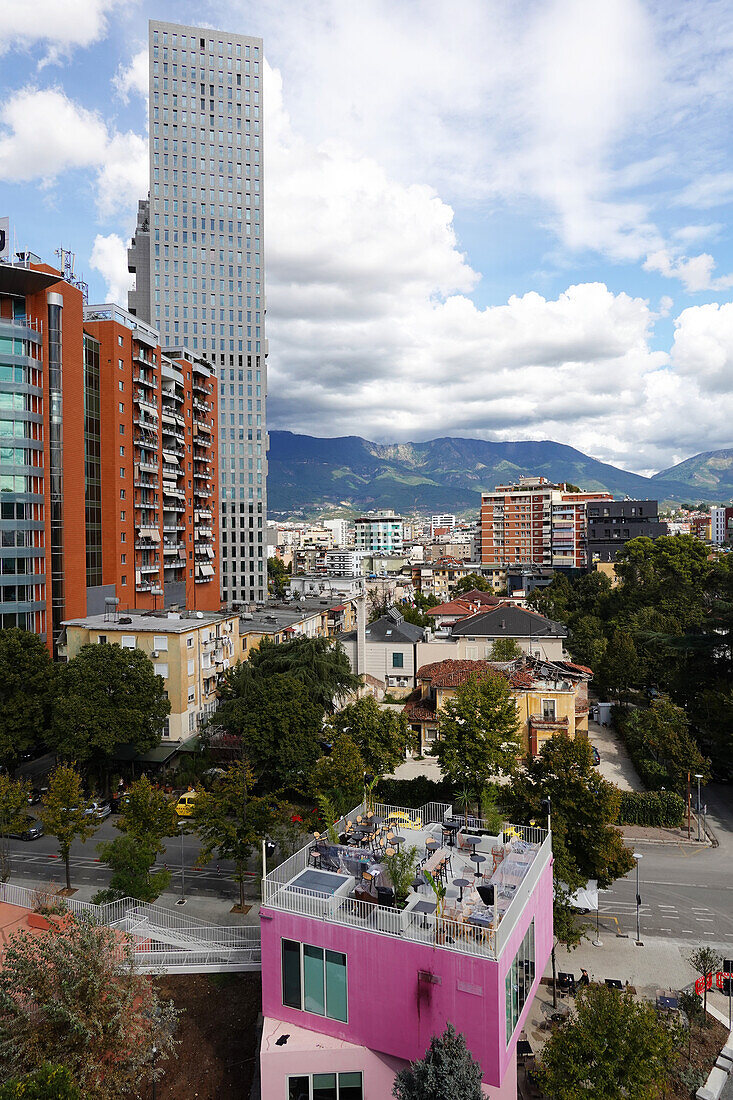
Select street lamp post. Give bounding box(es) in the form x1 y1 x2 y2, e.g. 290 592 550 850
694 774 703 842
634 852 643 946
177 822 186 906
151 1044 157 1100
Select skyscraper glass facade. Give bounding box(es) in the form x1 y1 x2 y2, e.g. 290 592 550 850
137 19 267 604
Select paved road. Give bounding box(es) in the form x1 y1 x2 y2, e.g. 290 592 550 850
599 784 733 948
4 815 242 898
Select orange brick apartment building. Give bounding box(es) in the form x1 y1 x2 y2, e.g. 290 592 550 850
0 255 219 655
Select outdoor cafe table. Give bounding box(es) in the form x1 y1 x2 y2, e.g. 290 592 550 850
412 898 436 928
423 847 450 876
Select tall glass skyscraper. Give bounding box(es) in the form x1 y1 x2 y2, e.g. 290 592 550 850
129 19 267 604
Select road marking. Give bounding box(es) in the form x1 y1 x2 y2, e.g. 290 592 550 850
659 905 677 910
692 907 710 912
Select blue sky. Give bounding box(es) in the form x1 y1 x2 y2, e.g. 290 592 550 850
3 0 733 474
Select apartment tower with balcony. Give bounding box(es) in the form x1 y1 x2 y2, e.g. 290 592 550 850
128 19 267 606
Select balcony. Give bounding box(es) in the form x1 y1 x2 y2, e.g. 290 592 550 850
262 801 550 962
133 370 157 389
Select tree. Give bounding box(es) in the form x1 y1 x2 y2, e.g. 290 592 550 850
489 638 523 661
688 946 722 1016
193 762 277 910
678 990 704 1061
598 628 640 702
0 914 177 1098
267 555 290 599
116 775 177 853
0 1064 80 1099
392 1023 483 1100
216 672 324 791
49 644 170 788
454 573 491 594
93 834 170 904
432 672 522 798
0 775 32 882
620 699 710 793
327 696 412 774
502 734 634 890
39 765 98 891
536 984 681 1100
223 634 359 711
0 629 54 767
311 734 365 815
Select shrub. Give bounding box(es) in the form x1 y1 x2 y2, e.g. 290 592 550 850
618 790 685 828
375 776 455 809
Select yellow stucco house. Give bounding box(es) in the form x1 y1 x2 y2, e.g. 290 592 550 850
404 657 591 757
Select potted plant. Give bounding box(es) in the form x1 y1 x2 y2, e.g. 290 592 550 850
383 845 419 908
423 868 449 943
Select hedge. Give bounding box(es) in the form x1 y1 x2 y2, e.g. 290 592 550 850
374 776 456 809
618 790 685 828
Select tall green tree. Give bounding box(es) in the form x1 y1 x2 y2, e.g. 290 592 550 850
93 834 170 904
392 1023 483 1100
489 638 524 661
619 699 710 793
216 672 324 790
39 765 97 891
193 762 277 910
454 574 491 594
536 984 681 1099
49 645 169 788
502 734 634 890
327 696 411 775
688 946 722 1016
223 634 359 711
116 775 177 853
0 913 177 1098
0 628 54 767
0 776 32 883
432 673 522 798
267 555 290 599
598 628 640 702
311 734 365 815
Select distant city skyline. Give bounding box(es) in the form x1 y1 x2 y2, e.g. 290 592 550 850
2 2 733 473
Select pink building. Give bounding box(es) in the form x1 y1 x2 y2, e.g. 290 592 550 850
259 801 553 1099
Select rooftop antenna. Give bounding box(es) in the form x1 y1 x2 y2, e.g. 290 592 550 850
55 246 89 303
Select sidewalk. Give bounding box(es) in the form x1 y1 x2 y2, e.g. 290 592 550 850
619 815 712 847
545 933 699 1001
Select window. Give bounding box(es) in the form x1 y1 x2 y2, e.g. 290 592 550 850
466 645 478 660
281 939 347 1021
153 636 169 651
98 635 107 644
541 699 556 720
287 1074 363 1100
186 636 194 648
188 687 196 703
154 662 169 678
392 651 404 669
120 635 136 649
188 658 195 675
121 575 127 586
505 919 535 1040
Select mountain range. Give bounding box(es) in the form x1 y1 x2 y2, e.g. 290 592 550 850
267 432 733 516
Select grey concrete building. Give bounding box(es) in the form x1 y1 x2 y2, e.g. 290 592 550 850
128 19 267 605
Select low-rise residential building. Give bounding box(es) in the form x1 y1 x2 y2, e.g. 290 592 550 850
448 605 567 661
426 590 503 628
60 609 240 741
340 607 424 696
412 558 506 601
404 657 590 755
238 596 358 662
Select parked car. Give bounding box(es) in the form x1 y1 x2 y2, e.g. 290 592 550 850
175 790 199 817
85 801 112 821
6 815 44 841
591 746 601 766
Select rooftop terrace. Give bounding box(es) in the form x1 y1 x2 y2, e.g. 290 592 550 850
262 800 551 961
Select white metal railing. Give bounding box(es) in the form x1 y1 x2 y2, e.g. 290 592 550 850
495 833 552 956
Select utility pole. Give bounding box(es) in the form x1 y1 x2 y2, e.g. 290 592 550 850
634 852 643 946
695 774 703 842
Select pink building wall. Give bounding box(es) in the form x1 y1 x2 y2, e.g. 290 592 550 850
260 858 553 1091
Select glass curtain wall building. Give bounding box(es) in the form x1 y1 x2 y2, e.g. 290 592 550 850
129 19 267 604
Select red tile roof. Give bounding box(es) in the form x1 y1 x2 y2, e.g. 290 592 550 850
416 658 510 689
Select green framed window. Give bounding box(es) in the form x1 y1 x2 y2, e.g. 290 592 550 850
505 918 535 1041
282 939 347 1022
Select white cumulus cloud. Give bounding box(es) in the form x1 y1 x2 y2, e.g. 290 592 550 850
3 0 127 64
90 234 131 304
0 86 147 218
113 48 148 104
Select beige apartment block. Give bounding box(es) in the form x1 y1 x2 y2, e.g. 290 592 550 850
60 609 240 742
